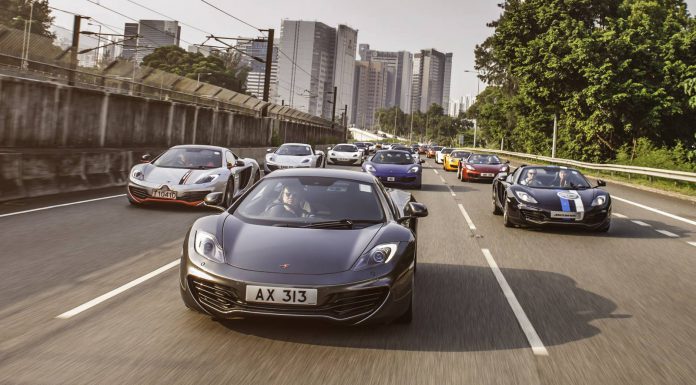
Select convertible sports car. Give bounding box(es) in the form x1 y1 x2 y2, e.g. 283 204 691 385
458 154 510 182
327 143 364 166
362 149 424 189
435 147 453 164
492 165 611 231
443 150 471 172
127 145 260 207
264 143 326 173
426 146 442 159
179 168 429 325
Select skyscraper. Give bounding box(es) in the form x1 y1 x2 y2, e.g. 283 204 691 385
362 46 413 113
333 25 358 124
235 39 279 100
352 61 388 129
410 49 453 113
121 22 139 60
123 20 180 63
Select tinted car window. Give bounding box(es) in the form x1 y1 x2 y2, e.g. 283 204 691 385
276 145 312 156
371 151 414 165
333 145 358 152
468 155 501 164
153 148 222 169
517 167 591 189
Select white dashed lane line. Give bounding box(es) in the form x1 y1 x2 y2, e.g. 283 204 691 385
688 242 696 248
447 185 456 197
0 194 126 218
613 196 696 227
439 176 446 183
612 213 628 218
631 220 651 227
655 230 679 238
433 169 439 175
481 248 548 356
458 203 477 230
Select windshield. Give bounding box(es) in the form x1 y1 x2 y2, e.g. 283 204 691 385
468 155 501 164
431 146 443 151
276 144 312 156
333 145 358 152
354 143 368 148
518 167 591 189
153 148 222 169
450 151 470 158
234 176 385 227
371 151 414 165
441 148 454 154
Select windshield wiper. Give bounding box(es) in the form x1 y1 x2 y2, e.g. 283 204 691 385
301 219 383 229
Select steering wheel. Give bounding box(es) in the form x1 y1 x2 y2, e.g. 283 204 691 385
265 202 311 217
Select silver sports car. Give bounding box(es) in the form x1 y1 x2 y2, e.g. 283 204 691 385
263 143 326 173
127 145 260 207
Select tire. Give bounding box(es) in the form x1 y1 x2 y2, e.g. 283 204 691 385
456 167 461 180
127 194 139 205
503 200 513 227
492 194 502 215
322 157 326 168
595 220 611 233
395 276 414 324
224 178 235 207
253 169 261 183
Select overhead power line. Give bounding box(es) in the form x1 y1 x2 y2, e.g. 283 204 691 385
199 0 262 33
125 0 210 35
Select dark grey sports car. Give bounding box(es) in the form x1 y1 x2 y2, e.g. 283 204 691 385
492 165 611 231
180 168 428 324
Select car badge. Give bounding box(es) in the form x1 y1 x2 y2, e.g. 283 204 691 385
280 263 290 269
557 191 579 200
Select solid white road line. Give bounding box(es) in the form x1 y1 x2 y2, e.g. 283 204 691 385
0 194 126 219
56 260 179 319
458 203 477 230
481 249 548 356
687 241 696 248
447 185 456 197
631 220 651 227
655 229 679 238
612 213 628 218
433 169 439 175
613 196 696 227
440 176 447 183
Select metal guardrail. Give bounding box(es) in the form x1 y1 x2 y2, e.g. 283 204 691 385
461 148 696 183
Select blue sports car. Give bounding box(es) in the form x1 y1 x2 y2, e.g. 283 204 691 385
362 150 423 189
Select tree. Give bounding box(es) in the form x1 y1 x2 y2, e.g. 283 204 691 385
142 46 248 94
0 0 55 38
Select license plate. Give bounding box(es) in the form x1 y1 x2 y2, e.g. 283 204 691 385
246 285 317 305
152 189 176 199
481 173 495 177
339 158 350 161
551 211 582 220
387 177 396 182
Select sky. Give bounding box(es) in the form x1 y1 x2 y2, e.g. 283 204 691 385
48 0 696 107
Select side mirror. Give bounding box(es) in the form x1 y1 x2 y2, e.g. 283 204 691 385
203 192 226 212
407 201 428 218
141 154 151 163
266 148 273 153
326 146 332 150
419 159 425 164
596 179 606 187
497 174 507 181
235 160 245 167
505 160 510 164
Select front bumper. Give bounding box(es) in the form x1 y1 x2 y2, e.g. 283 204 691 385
506 200 611 228
180 249 413 325
371 172 422 188
327 157 362 165
127 180 216 206
463 170 501 181
444 161 459 171
264 163 310 173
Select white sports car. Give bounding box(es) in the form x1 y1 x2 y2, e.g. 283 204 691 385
127 145 260 207
264 143 326 173
327 143 364 166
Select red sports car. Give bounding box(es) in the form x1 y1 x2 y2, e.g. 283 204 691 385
458 154 510 182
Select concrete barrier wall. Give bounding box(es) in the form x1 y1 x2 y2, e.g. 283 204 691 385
0 75 344 202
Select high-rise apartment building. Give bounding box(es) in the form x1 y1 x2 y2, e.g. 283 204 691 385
122 20 180 63
362 45 413 113
235 39 279 100
411 49 452 113
352 61 388 129
277 20 357 121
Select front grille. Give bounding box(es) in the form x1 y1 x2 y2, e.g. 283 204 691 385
380 176 416 183
128 186 148 199
266 164 293 171
188 277 388 320
179 191 209 202
521 209 547 222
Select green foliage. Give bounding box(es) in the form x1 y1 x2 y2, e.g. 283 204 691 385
472 0 696 166
142 46 248 93
374 104 474 145
615 138 696 171
0 0 54 38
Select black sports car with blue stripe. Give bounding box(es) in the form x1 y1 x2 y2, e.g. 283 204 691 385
491 166 611 232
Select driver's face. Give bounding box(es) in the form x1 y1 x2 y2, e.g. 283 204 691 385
282 188 300 206
560 171 569 179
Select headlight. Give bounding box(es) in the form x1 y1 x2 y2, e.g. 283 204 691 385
353 154 358 157
408 165 420 173
331 152 336 156
365 164 376 173
193 230 224 263
131 169 144 181
592 195 607 206
514 190 538 204
195 174 219 184
500 166 509 172
266 155 276 163
301 158 311 163
353 243 398 271
465 164 476 171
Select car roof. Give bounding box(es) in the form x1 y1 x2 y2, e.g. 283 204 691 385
520 165 580 172
171 144 227 152
264 168 378 183
279 143 312 146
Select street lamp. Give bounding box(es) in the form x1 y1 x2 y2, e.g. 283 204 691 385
196 72 213 87
12 1 34 70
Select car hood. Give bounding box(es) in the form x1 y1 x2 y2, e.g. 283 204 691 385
221 215 382 274
140 164 212 185
370 163 415 174
468 164 507 173
516 187 601 212
268 154 313 166
331 151 360 157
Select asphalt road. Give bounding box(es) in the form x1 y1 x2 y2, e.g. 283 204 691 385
0 159 695 385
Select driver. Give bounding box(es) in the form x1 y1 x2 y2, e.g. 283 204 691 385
521 169 542 187
267 184 311 218
557 169 579 188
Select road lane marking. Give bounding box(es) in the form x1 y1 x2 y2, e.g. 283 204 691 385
481 249 548 356
612 213 628 218
433 169 439 175
56 260 179 319
0 194 126 218
458 203 476 230
687 242 696 248
447 185 456 196
440 176 446 183
631 220 651 227
655 230 679 238
613 196 696 227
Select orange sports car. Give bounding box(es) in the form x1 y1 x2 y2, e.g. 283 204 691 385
426 146 442 158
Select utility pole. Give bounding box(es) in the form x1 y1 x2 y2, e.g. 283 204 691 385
343 104 348 141
262 28 274 102
393 107 398 139
331 85 337 124
473 119 478 148
409 109 414 143
552 113 558 158
69 15 88 86
23 0 34 70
